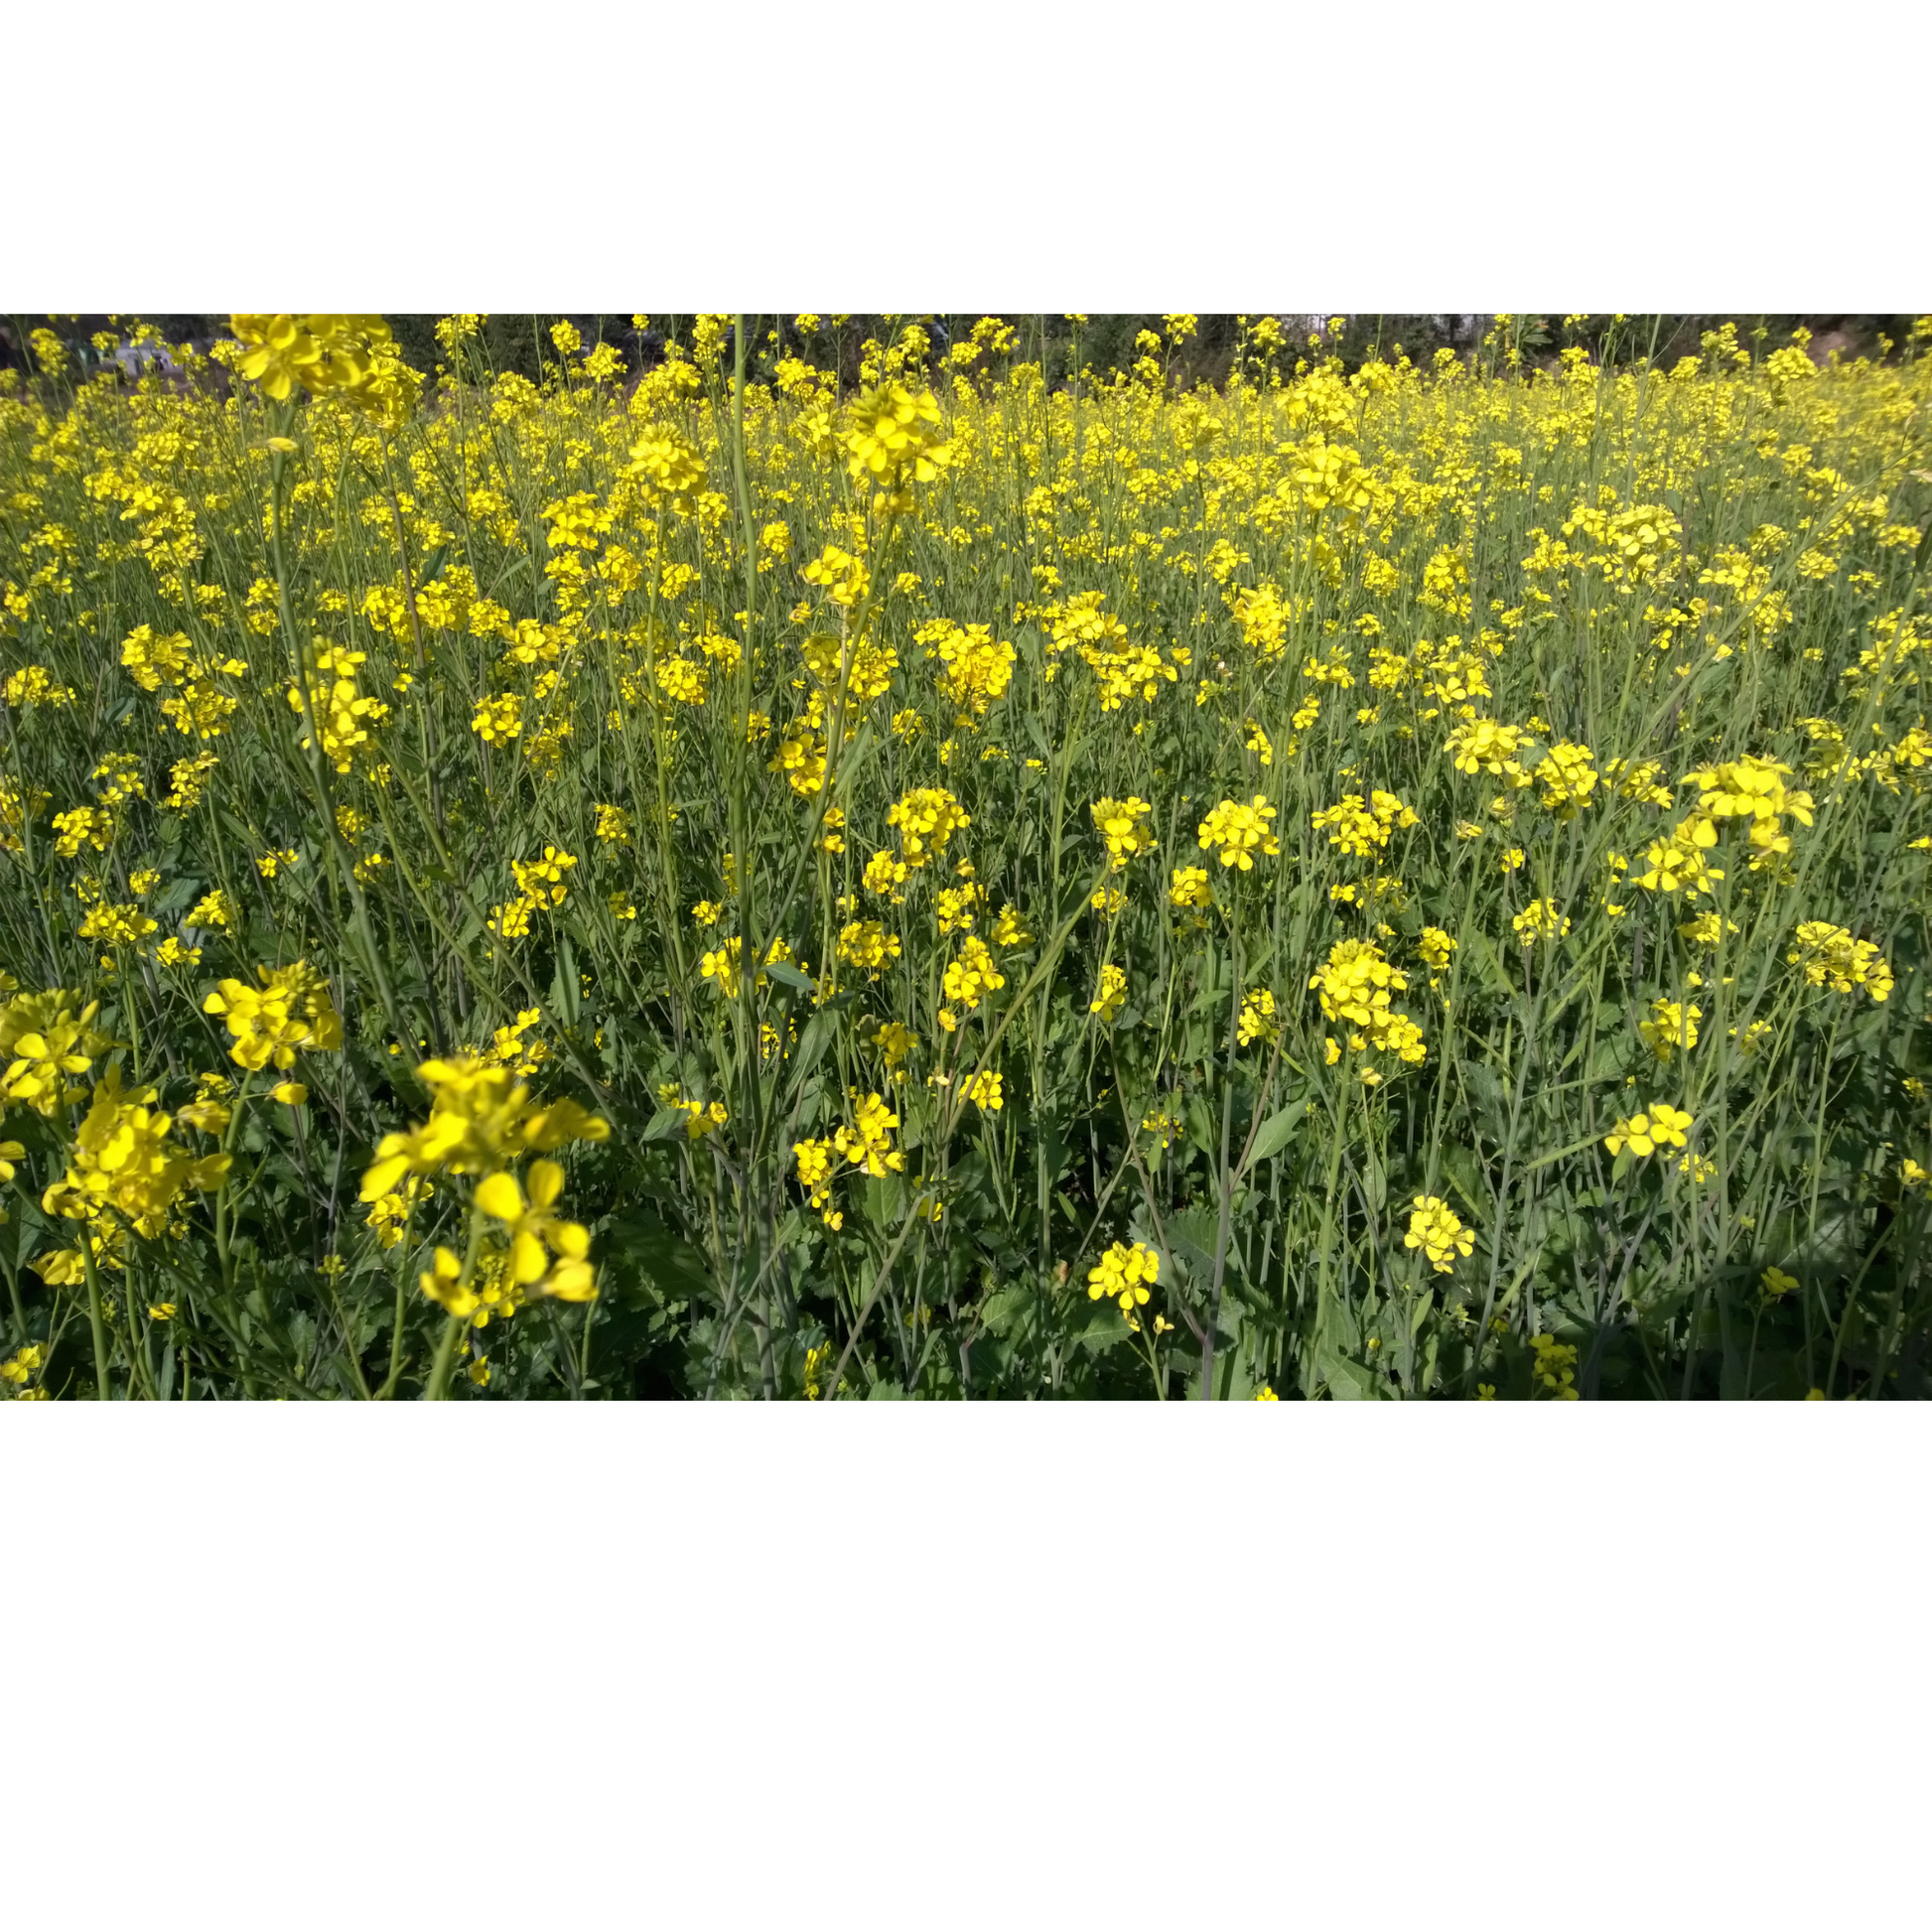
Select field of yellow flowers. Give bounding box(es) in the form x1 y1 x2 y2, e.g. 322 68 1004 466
1 312 1928 1400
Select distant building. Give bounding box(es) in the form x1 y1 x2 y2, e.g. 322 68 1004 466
113 343 180 377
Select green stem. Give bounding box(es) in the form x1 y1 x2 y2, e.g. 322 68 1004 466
424 1313 463 1403
81 1239 111 1401
423 1210 486 1401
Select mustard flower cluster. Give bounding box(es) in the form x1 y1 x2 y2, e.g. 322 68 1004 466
1310 938 1427 1077
38 1069 232 1283
360 1055 608 1318
0 991 107 1116
793 1090 905 1230
1787 922 1893 1002
203 961 342 1099
1311 788 1417 857
1604 1105 1694 1158
1091 796 1156 869
1405 1195 1473 1275
1197 795 1281 870
888 786 969 869
1087 1240 1159 1316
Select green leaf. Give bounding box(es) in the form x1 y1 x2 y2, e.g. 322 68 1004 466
835 721 878 785
604 1220 716 1310
1359 1151 1387 1213
1183 1093 1218 1162
550 933 580 1024
1469 930 1517 1001
1075 1300 1131 1352
764 960 816 993
1523 1132 1607 1173
1440 1142 1489 1215
782 1012 842 1104
979 1284 1036 1339
1313 1347 1378 1400
1214 1350 1258 1400
1461 1060 1507 1138
863 1173 905 1230
1242 1095 1308 1173
1167 1205 1220 1280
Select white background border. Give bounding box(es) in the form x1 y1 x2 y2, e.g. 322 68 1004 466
7 4 1930 1921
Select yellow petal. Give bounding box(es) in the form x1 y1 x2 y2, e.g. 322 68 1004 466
359 1154 412 1202
475 1171 525 1223
544 1259 598 1303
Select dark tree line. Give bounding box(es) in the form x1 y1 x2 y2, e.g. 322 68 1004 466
4 313 1920 389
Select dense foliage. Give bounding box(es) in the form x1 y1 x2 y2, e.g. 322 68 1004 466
2 312 1929 1400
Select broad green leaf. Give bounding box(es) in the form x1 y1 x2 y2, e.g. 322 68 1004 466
1242 1095 1309 1172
